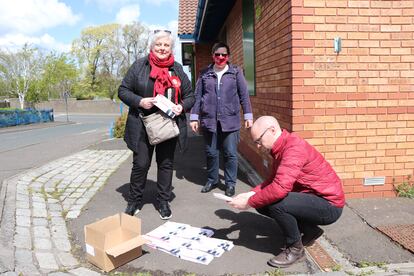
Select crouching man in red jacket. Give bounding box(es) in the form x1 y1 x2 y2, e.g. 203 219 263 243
229 115 345 268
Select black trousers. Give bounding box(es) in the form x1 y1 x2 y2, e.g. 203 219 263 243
256 192 343 246
128 136 177 204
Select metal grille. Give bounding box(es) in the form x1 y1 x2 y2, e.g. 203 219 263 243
377 224 414 253
306 241 338 272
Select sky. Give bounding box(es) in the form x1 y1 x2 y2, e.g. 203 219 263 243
0 0 180 54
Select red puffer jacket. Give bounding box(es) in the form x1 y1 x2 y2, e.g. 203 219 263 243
248 130 345 209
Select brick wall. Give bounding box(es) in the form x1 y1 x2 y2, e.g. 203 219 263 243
194 43 213 79
225 1 243 67
289 0 414 198
191 0 414 198
240 0 295 180
225 1 255 155
228 0 413 198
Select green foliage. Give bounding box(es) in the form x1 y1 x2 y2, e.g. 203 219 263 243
108 272 152 276
346 271 373 276
71 22 149 100
0 78 7 97
98 72 121 100
356 260 387 268
394 175 414 198
0 107 21 111
113 113 127 138
26 79 49 103
72 24 120 92
0 44 44 107
41 52 79 99
332 264 342 271
71 81 96 100
264 269 285 276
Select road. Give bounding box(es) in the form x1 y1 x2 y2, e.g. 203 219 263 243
0 113 119 191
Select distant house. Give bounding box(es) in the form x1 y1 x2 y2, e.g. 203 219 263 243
178 0 414 199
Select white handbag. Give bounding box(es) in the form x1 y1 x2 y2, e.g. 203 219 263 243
140 111 179 145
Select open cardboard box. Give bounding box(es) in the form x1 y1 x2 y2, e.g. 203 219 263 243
84 213 147 272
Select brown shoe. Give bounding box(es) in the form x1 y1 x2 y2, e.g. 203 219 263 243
267 241 305 268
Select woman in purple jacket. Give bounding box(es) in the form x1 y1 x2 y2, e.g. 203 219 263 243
190 42 253 197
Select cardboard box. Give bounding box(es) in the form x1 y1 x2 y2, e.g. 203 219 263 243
84 213 147 272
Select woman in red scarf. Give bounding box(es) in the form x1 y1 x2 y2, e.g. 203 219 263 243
119 30 194 220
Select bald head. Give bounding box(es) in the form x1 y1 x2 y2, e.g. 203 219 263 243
252 116 280 134
251 116 282 149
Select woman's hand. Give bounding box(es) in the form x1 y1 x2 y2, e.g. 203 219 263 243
172 104 183 116
245 119 253 129
190 121 199 133
139 97 156 109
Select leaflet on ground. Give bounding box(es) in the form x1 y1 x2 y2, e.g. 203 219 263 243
143 221 234 265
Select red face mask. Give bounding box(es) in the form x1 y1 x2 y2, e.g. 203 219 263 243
213 53 228 66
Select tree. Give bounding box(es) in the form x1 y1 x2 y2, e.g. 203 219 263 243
100 22 149 99
0 44 44 108
0 72 7 97
120 21 150 73
71 22 150 99
40 52 79 99
72 24 119 90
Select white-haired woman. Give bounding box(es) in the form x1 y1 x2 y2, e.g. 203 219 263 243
118 30 194 219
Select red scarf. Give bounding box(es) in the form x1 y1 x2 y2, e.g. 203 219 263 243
149 52 181 103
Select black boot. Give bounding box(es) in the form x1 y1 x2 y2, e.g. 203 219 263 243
302 226 324 247
125 202 140 216
225 186 235 197
201 182 217 193
158 201 172 220
267 241 305 267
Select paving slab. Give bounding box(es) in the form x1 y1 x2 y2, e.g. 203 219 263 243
322 199 414 265
346 198 414 227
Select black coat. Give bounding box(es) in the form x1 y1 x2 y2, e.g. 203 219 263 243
118 56 195 152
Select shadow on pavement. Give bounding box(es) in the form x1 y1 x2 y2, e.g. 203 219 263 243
174 135 251 192
208 209 285 255
116 180 177 211
174 136 207 187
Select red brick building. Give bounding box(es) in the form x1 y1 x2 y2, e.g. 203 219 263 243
178 0 414 199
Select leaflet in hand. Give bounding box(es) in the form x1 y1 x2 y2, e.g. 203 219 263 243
154 94 176 118
213 193 233 202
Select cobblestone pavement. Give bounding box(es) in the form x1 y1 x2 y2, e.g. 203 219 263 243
0 149 130 276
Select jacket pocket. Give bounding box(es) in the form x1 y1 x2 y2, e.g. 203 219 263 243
223 103 238 116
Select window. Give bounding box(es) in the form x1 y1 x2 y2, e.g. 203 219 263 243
181 43 195 89
242 0 256 96
181 43 193 66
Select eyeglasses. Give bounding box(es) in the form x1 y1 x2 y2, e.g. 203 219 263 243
154 29 172 34
254 127 272 145
214 53 228 57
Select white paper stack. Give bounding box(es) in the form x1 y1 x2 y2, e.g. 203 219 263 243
143 221 234 265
